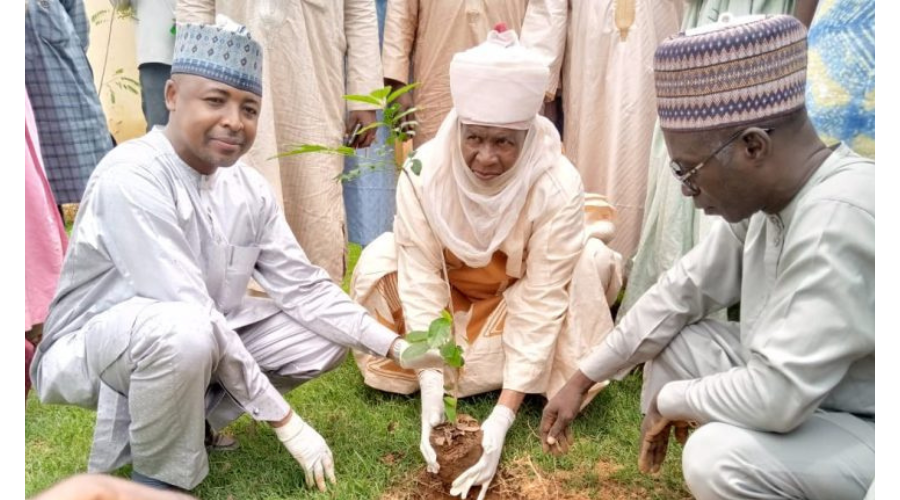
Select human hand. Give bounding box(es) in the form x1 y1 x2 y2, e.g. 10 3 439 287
346 110 377 149
637 395 693 474
540 371 593 455
273 412 336 491
449 406 515 500
31 473 196 500
385 78 416 136
418 369 445 473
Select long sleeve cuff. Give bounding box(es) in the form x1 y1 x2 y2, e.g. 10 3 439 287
357 320 400 358
577 342 632 383
656 379 698 422
383 61 410 87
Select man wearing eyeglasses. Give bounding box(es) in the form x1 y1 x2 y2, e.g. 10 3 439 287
541 14 874 500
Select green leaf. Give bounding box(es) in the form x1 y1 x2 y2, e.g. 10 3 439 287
91 10 109 25
400 342 430 364
370 86 392 101
405 330 429 343
356 121 385 136
427 317 452 349
441 310 453 323
115 68 124 75
394 107 418 121
344 94 382 106
286 144 330 153
410 158 423 176
386 82 420 104
272 144 357 160
439 340 456 360
443 345 465 368
170 24 177 36
444 396 458 423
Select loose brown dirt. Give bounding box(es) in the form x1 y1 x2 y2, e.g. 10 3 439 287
382 456 692 500
430 414 483 489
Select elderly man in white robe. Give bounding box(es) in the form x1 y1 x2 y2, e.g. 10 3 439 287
541 15 874 500
351 24 624 500
29 19 441 494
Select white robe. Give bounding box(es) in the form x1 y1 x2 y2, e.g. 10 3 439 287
580 145 874 498
32 129 397 488
521 0 685 258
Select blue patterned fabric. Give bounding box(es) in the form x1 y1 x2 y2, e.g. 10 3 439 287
343 0 397 247
171 22 263 96
25 0 113 204
654 15 807 131
805 0 874 158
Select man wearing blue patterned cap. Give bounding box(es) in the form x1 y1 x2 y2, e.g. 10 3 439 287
541 15 874 499
30 17 442 493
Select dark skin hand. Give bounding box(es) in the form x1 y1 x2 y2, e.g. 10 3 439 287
384 77 416 135
543 372 693 472
638 394 693 474
540 96 561 132
540 370 594 455
346 110 378 149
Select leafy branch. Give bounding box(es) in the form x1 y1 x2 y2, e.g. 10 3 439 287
276 83 424 182
400 311 465 422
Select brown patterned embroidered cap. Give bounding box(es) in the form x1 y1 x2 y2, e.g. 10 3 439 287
654 14 808 132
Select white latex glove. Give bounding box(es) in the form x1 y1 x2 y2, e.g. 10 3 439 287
418 369 445 473
273 412 336 492
450 405 516 500
393 338 446 371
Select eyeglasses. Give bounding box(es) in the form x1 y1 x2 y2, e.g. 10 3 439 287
669 128 773 195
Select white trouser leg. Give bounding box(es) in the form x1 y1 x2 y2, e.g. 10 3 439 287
640 319 746 413
207 311 348 430
683 413 874 500
39 299 291 490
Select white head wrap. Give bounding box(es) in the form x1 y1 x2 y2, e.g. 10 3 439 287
419 26 559 268
449 27 549 130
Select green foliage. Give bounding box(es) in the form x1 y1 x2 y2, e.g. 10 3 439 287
90 4 140 119
274 84 422 183
443 396 458 423
400 314 466 421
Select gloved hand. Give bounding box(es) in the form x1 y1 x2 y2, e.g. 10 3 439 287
273 411 336 492
418 369 445 473
393 338 445 371
449 405 516 500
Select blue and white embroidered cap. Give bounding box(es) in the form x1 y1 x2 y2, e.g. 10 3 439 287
171 15 263 96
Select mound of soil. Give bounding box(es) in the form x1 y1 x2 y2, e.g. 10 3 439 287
429 414 483 489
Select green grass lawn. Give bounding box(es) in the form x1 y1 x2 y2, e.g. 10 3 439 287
25 244 690 499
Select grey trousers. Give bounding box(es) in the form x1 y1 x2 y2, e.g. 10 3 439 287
138 63 170 131
644 320 874 500
36 297 347 489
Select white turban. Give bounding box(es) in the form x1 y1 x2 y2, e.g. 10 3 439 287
449 26 550 130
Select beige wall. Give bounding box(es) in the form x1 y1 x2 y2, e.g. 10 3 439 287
85 0 147 142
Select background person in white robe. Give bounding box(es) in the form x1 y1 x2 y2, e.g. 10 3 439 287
351 26 623 500
519 0 685 259
176 0 383 283
541 15 874 500
29 19 441 494
382 0 565 147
